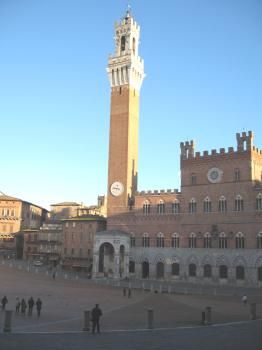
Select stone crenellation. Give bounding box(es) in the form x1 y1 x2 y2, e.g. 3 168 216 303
181 131 261 160
253 146 262 155
136 189 180 196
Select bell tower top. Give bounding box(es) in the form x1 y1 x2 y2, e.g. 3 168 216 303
114 9 140 57
107 10 145 92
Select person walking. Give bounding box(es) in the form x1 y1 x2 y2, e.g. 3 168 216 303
242 294 248 305
28 296 35 316
91 304 102 334
36 298 42 318
21 298 27 316
1 295 8 310
15 297 21 313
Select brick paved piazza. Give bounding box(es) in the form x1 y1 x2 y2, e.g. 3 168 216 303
0 264 261 349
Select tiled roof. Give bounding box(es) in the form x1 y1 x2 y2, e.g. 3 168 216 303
62 215 106 221
51 202 80 207
0 193 48 211
0 194 21 201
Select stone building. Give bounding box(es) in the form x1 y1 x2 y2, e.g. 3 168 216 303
62 216 106 272
76 196 107 218
51 197 107 220
93 10 262 286
23 223 63 264
50 202 81 220
0 192 48 254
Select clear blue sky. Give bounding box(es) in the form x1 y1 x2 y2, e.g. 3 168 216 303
0 0 261 210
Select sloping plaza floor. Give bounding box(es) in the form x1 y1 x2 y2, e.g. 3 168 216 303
0 322 261 350
0 264 261 349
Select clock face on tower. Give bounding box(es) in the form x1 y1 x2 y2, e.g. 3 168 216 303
207 167 223 183
110 181 124 197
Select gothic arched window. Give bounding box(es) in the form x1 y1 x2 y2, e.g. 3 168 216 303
130 233 136 247
219 265 228 278
132 37 136 55
189 198 197 214
219 196 227 213
156 232 165 248
235 195 244 211
203 264 212 278
257 232 262 249
172 200 180 214
121 36 126 51
257 266 262 281
171 233 180 248
189 263 197 277
189 232 197 248
142 233 150 248
235 232 245 249
129 261 135 273
143 201 150 215
256 193 262 211
204 232 212 248
236 266 245 280
234 168 240 181
203 197 212 213
219 232 227 249
171 263 180 276
157 200 165 215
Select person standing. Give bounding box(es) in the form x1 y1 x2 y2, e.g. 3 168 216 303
15 297 21 313
242 294 248 305
1 296 8 310
21 298 27 315
28 296 35 316
91 304 103 334
36 298 42 318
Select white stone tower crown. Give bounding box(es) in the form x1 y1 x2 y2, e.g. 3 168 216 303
107 10 145 92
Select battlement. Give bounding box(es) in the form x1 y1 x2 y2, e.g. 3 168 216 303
253 146 262 155
136 189 180 196
115 12 140 32
236 131 253 151
180 140 195 159
181 131 261 161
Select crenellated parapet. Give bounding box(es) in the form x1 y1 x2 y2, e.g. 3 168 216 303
180 140 195 159
136 189 180 196
181 131 261 162
237 131 253 151
252 146 262 155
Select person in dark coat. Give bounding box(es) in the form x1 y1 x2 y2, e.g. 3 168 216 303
36 298 42 317
91 304 102 334
1 296 8 310
28 297 35 316
21 299 27 315
15 297 21 313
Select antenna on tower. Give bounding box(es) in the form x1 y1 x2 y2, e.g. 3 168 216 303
126 2 132 16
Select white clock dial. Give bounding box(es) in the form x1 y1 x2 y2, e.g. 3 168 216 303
207 168 223 183
110 181 124 197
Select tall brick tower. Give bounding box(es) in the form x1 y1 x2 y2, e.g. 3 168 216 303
106 10 145 217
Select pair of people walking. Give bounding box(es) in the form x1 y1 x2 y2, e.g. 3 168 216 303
123 287 132 298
